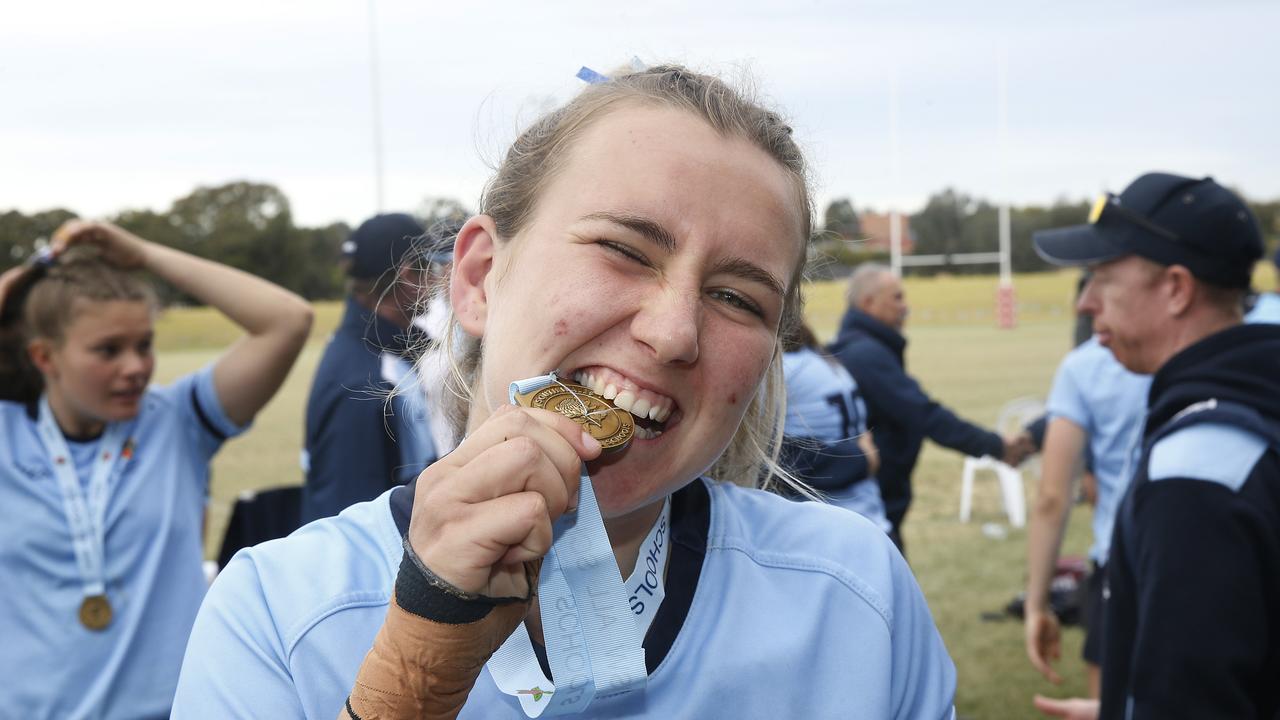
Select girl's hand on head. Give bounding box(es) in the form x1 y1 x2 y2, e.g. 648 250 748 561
50 220 148 269
0 264 36 322
407 405 603 599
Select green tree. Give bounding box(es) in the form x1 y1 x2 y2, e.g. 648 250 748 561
416 197 471 228
0 208 78 267
910 189 973 274
164 182 311 296
822 198 862 242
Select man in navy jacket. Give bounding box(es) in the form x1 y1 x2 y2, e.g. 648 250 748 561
300 214 439 523
828 263 1033 550
1031 173 1280 720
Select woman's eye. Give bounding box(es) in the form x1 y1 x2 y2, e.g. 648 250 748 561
599 240 651 267
709 288 764 318
95 345 120 358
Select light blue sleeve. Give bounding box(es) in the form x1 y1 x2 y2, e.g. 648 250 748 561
172 552 307 718
887 550 958 719
1045 350 1090 432
1148 423 1267 491
157 365 252 461
1245 293 1280 324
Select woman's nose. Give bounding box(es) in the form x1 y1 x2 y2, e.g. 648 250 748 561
631 285 700 366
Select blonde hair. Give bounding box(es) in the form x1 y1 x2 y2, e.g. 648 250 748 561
433 64 814 493
0 248 156 404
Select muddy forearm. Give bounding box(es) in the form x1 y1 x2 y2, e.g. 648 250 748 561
341 547 535 719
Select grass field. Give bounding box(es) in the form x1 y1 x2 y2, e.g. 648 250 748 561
151 266 1275 718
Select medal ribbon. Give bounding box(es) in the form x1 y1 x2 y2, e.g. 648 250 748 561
485 373 656 716
35 396 133 605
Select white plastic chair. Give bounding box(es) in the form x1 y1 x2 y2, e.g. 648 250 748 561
958 397 1044 528
960 455 1026 527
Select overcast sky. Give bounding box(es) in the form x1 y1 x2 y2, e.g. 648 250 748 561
4 0 1277 227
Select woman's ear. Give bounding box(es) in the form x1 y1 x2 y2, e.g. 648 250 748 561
450 215 499 337
27 337 56 378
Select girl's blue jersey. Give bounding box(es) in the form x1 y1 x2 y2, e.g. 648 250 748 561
783 346 869 441
174 479 956 718
0 366 246 719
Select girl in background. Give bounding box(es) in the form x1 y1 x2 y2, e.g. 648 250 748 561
0 221 312 719
780 320 890 532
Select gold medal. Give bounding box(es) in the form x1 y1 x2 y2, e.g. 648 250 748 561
514 380 634 452
79 594 113 631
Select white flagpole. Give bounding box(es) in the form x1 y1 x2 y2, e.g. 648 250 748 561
997 49 1011 286
367 0 386 213
889 67 902 278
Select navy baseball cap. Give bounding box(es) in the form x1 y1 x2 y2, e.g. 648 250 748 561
341 213 425 279
1033 173 1263 288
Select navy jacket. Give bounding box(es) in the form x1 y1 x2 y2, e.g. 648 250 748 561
1101 323 1280 719
827 309 1003 528
300 299 435 523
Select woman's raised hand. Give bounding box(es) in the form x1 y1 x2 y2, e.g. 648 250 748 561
50 220 148 269
407 404 602 599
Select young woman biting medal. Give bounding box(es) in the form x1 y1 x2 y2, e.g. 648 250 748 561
173 64 957 719
0 221 313 719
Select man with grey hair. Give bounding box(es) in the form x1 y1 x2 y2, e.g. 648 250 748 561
829 262 1032 551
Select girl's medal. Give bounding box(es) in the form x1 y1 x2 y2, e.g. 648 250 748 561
512 377 634 452
490 373 649 716
35 396 135 632
79 594 113 630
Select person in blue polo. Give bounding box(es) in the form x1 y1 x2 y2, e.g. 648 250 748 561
0 220 312 719
300 214 440 523
1030 173 1280 720
1023 338 1150 697
1246 247 1280 323
172 63 956 719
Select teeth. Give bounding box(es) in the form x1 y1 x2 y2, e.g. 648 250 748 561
569 367 676 424
572 370 607 397
634 425 662 440
613 390 636 413
631 398 651 418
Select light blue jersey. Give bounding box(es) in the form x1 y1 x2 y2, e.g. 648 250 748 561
1046 338 1152 563
782 347 889 530
0 366 246 720
1246 292 1280 324
174 480 956 718
783 346 869 440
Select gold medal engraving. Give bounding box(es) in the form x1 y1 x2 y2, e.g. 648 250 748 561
514 381 633 452
79 594 113 631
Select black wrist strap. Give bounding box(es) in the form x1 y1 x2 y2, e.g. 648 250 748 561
395 535 533 624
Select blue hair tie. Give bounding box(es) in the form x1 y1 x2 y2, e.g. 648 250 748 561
576 66 610 85
30 247 56 268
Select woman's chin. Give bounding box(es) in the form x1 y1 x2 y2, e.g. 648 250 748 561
103 399 143 422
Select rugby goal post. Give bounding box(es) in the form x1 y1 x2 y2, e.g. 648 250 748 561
888 206 1017 329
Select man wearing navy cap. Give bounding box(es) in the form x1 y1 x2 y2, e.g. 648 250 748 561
300 214 439 523
1030 173 1280 720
